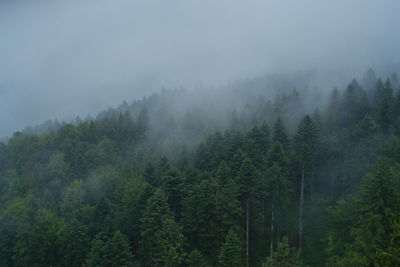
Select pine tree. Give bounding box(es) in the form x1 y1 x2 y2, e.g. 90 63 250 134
137 106 149 137
375 79 394 131
139 189 187 266
214 162 243 243
218 228 244 267
326 163 400 266
326 88 340 130
273 118 289 152
186 249 211 267
390 72 399 90
294 115 318 249
265 143 289 255
362 68 377 93
354 114 378 138
181 178 219 259
85 230 134 267
139 189 171 264
237 157 258 267
153 216 187 267
263 236 301 267
246 126 269 167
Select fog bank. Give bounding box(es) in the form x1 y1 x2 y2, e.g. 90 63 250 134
1 0 400 137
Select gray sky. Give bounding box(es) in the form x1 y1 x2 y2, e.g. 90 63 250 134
1 0 400 137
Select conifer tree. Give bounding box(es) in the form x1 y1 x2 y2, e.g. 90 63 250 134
376 79 394 130
273 118 289 152
181 178 219 258
139 189 171 264
326 88 340 130
186 249 211 267
294 115 318 249
85 230 134 267
218 228 244 267
263 236 301 267
237 157 258 267
362 68 377 93
137 106 149 137
139 189 187 266
153 216 187 267
215 162 243 235
265 142 289 255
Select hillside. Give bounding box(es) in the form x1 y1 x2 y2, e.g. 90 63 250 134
1 70 400 266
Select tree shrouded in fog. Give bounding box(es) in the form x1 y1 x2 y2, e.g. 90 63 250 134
1 1 400 266
0 70 400 266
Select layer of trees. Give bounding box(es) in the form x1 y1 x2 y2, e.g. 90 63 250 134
0 69 399 266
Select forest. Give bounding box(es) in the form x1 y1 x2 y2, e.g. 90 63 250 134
0 69 400 266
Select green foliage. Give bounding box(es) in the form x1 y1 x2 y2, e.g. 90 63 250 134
326 163 400 266
1 72 400 266
153 216 187 266
273 118 290 151
263 237 301 267
12 210 69 267
139 189 187 266
238 157 258 199
85 230 134 267
181 178 219 258
218 228 244 267
294 115 318 167
186 249 211 267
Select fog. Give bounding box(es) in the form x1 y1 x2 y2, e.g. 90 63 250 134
1 0 400 137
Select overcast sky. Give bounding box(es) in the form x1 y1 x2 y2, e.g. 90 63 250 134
1 0 400 137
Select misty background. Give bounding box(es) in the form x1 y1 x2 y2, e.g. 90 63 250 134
1 0 400 137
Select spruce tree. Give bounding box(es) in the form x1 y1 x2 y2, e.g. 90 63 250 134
214 162 243 244
294 115 318 249
265 142 290 255
218 228 244 267
153 216 187 267
263 236 301 267
139 189 187 266
273 118 289 152
376 79 394 131
85 230 134 267
237 157 258 267
139 189 171 264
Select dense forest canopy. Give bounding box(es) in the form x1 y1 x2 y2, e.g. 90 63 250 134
1 69 400 266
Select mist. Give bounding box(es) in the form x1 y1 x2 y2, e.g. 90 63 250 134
1 0 400 137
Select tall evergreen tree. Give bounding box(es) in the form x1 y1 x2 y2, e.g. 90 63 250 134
139 189 171 264
138 106 149 137
153 216 187 267
294 115 318 249
375 79 394 130
139 189 186 266
265 143 290 255
362 68 377 94
263 236 301 267
273 118 289 152
325 88 340 130
181 178 219 259
237 157 258 267
215 162 243 236
85 230 134 267
217 228 244 267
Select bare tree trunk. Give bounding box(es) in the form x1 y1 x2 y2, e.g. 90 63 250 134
277 216 280 244
246 198 250 267
330 167 336 199
299 162 305 249
270 193 274 256
262 199 266 234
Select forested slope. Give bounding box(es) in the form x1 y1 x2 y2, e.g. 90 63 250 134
1 70 400 266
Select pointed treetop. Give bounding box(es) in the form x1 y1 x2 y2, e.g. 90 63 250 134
273 117 289 151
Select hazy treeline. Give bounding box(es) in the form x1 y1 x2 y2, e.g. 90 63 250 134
0 69 400 266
